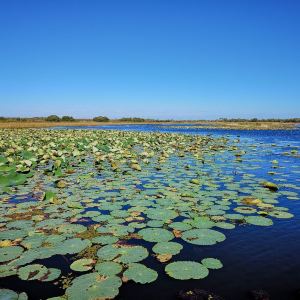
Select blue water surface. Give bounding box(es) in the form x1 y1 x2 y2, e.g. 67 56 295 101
50 124 300 300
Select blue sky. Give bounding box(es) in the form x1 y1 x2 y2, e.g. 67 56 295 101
0 0 299 119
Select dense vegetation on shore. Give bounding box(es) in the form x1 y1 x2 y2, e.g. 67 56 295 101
0 116 299 123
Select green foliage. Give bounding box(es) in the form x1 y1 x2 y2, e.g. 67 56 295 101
45 115 60 122
61 115 75 121
118 117 146 122
93 116 110 122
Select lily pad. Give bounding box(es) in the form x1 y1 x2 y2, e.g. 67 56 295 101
181 229 226 245
0 246 23 263
165 261 209 280
152 242 183 255
138 228 174 242
70 259 95 272
66 273 122 300
245 216 273 226
123 263 158 284
201 258 223 269
17 264 48 281
95 262 122 276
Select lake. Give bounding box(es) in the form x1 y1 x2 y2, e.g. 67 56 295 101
1 124 300 300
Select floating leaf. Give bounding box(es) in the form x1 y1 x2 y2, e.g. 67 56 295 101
95 262 122 276
66 273 122 300
245 216 273 226
165 261 209 280
123 263 158 284
181 229 226 245
0 246 23 263
17 264 48 281
70 259 95 272
138 228 174 242
152 242 183 255
201 258 223 269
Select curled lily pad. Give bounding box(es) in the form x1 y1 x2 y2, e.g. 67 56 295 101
0 246 23 263
70 259 95 272
138 228 174 242
66 273 122 300
123 263 158 284
261 181 278 191
201 258 223 269
165 261 209 280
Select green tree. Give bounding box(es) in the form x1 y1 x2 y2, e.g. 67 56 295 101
61 116 75 121
45 115 60 122
93 116 110 122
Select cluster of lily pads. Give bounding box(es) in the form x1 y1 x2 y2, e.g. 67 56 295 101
0 128 299 299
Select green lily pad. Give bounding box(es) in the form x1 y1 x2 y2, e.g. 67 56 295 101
245 216 273 226
152 242 183 255
165 261 209 280
91 235 118 245
201 258 223 269
97 244 148 263
66 273 122 300
181 229 226 245
95 261 122 276
0 246 24 263
17 264 48 281
138 228 174 242
70 259 95 272
123 263 158 284
0 289 28 300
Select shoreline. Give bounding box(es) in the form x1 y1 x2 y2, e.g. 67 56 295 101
0 120 298 130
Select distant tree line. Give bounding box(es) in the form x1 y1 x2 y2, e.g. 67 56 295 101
0 116 299 123
93 116 110 122
218 118 300 123
45 115 75 122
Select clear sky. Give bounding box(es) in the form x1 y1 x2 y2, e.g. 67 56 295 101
0 0 299 119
